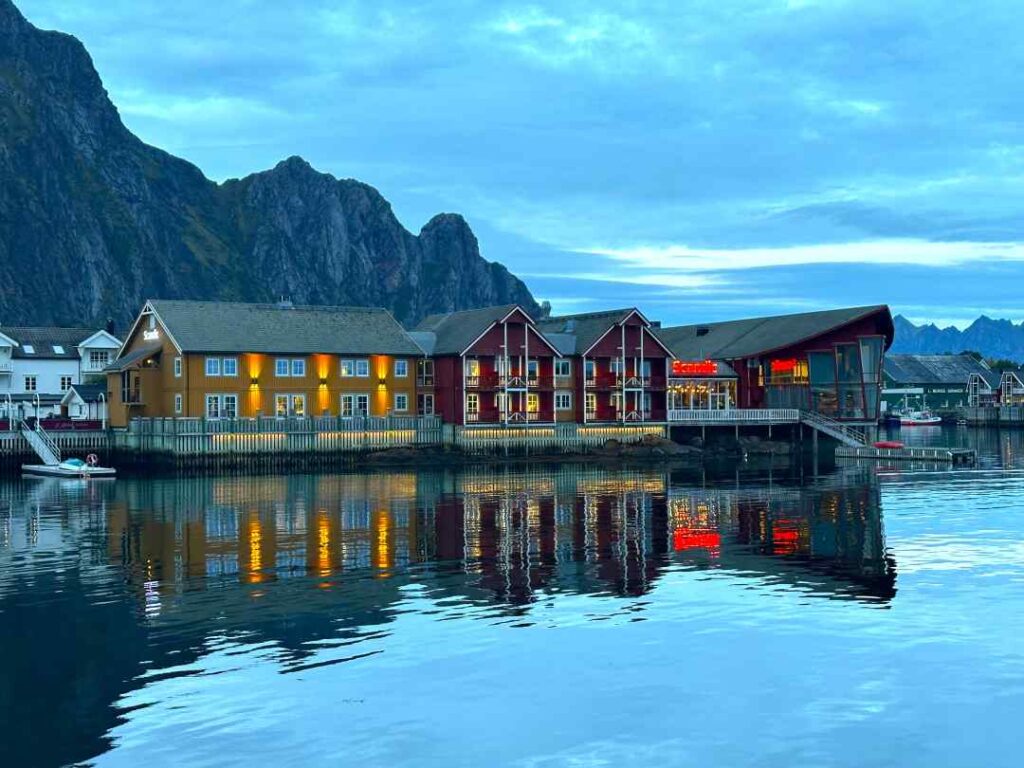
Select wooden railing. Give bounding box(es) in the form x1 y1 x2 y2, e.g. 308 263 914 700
667 408 800 423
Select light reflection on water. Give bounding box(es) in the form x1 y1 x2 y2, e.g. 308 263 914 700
0 459 1022 767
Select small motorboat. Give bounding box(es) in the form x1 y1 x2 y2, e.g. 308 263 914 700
23 456 116 479
874 440 905 449
899 410 942 426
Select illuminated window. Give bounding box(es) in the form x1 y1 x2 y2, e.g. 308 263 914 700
555 359 571 377
465 358 481 377
466 393 479 414
527 393 539 413
60 376 73 392
291 359 305 377
585 392 596 415
394 359 408 377
556 391 572 410
173 356 182 377
275 394 305 417
222 358 238 377
394 393 408 412
340 359 354 377
205 357 221 376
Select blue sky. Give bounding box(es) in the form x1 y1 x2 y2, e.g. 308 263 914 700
18 0 1024 327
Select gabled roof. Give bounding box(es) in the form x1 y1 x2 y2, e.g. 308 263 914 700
413 304 558 356
143 300 423 356
885 354 996 386
61 383 107 404
537 308 674 356
1 326 98 359
659 305 893 361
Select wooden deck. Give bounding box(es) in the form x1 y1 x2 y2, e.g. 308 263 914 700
836 445 977 464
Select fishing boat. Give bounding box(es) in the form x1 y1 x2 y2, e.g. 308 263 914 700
899 410 943 426
22 457 116 479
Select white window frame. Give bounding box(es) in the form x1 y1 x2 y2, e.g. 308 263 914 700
60 375 73 392
274 393 306 418
205 394 221 419
291 359 306 377
465 358 481 377
340 359 355 377
174 393 183 414
555 391 573 411
555 359 571 378
205 357 221 377
394 359 408 378
222 357 238 377
496 392 508 414
173 356 182 378
24 375 37 392
341 393 370 417
275 359 290 377
527 392 540 414
394 393 409 412
527 359 539 378
586 392 597 414
418 393 435 415
466 393 480 414
355 359 370 377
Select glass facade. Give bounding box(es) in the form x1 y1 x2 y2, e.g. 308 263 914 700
668 380 736 410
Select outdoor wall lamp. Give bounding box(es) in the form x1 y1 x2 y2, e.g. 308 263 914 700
319 377 328 386
250 376 259 386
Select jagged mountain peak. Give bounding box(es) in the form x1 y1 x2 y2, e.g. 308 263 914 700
0 1 540 327
892 314 1024 362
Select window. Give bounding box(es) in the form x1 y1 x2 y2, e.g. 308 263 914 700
465 358 481 377
22 345 34 355
555 391 572 411
291 359 306 377
340 359 354 377
340 393 369 417
53 345 65 355
205 357 221 376
222 358 238 377
610 358 625 375
60 376 73 392
496 392 508 414
205 394 238 419
356 359 369 377
90 350 111 369
394 393 409 412
527 359 539 379
275 394 306 418
173 356 182 377
585 360 596 381
466 393 479 414
555 359 571 378
640 360 652 377
585 392 597 416
394 359 408 378
417 393 435 415
276 359 290 377
611 391 624 410
417 359 434 384
341 359 370 377
174 394 183 414
24 375 36 392
527 393 540 413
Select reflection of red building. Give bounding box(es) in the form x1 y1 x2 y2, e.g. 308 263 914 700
661 305 895 422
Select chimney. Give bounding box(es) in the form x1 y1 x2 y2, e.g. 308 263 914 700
105 317 115 334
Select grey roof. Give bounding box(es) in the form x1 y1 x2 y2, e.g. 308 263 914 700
659 305 893 361
406 331 436 356
64 383 107 402
413 304 536 355
885 354 998 387
543 332 578 356
104 344 162 372
147 300 423 356
538 308 675 356
1 327 96 359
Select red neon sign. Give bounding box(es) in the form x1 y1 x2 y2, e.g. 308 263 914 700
770 358 798 374
672 360 718 376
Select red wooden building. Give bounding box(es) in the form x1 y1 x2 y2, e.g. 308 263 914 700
659 305 895 423
538 308 675 423
410 305 562 426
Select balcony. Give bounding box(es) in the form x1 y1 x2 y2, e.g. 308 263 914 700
466 412 480 423
499 375 528 389
0 360 12 374
122 390 143 405
465 375 481 388
416 375 435 387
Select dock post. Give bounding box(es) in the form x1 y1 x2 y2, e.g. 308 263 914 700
812 427 819 477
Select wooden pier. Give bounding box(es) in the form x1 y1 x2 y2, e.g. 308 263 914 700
836 445 977 465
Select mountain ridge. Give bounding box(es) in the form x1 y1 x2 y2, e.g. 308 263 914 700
891 314 1024 361
0 0 540 328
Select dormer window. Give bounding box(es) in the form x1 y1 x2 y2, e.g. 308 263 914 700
23 345 34 354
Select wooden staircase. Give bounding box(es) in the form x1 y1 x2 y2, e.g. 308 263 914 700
799 411 867 448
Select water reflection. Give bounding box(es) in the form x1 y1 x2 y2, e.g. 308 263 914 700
0 466 895 767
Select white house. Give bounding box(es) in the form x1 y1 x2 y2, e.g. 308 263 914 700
0 326 121 422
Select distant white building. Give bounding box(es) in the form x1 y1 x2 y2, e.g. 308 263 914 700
0 326 121 421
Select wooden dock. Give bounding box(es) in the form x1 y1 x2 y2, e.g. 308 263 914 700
836 445 976 465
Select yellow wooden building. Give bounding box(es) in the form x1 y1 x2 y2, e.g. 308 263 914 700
106 300 426 427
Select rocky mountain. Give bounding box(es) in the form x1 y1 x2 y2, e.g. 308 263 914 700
892 315 1024 362
0 0 540 328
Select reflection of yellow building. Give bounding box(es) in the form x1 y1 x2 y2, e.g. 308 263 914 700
106 300 424 427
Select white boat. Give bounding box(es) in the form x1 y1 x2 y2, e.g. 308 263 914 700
22 458 116 478
899 410 943 426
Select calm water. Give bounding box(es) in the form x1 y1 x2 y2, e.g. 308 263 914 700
2 443 1023 766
